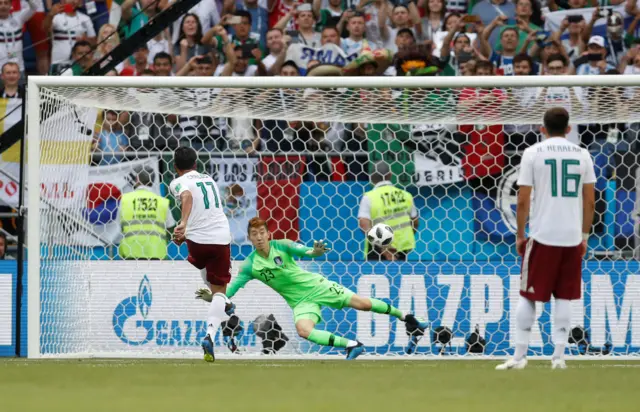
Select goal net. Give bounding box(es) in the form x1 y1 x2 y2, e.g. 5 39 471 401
27 75 640 359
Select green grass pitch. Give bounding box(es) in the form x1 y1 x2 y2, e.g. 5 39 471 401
2 359 638 412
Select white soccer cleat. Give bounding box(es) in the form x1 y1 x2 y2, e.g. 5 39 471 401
551 359 567 370
495 358 528 370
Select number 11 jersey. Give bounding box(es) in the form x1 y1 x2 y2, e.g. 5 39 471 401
170 170 231 245
517 137 596 247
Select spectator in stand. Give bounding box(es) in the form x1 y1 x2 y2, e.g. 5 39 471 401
480 15 520 75
418 0 446 42
269 0 296 30
0 0 37 80
94 24 121 68
45 0 96 70
152 52 174 76
379 4 415 53
438 18 473 75
321 26 341 46
147 29 172 65
621 45 640 75
493 0 540 53
174 13 210 71
0 62 22 98
472 0 516 46
345 0 385 49
120 44 150 76
312 0 344 31
204 11 260 57
626 3 640 45
170 0 221 45
575 35 615 75
24 0 49 75
341 11 367 55
60 40 94 75
236 0 269 48
120 0 167 39
275 3 321 48
262 28 285 73
95 110 129 165
553 14 586 64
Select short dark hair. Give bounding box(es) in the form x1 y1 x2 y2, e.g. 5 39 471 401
513 53 533 68
154 52 172 65
475 60 494 73
501 27 518 38
543 107 570 136
281 60 300 73
174 147 198 171
235 10 252 25
547 53 567 67
396 28 415 39
71 40 92 55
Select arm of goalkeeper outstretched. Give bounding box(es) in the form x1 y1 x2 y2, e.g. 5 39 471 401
276 239 331 258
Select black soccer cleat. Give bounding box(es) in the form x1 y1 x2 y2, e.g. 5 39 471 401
404 314 429 336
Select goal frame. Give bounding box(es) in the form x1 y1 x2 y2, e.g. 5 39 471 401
26 74 639 359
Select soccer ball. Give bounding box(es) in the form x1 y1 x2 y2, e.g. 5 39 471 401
367 223 394 247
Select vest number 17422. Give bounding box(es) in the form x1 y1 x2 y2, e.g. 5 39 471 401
196 181 220 209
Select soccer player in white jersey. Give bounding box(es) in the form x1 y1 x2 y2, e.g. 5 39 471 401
169 147 233 362
497 107 596 371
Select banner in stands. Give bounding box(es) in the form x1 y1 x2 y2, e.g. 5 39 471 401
33 260 640 358
286 43 358 76
544 5 629 35
70 157 162 246
210 158 258 245
0 102 96 210
413 152 464 187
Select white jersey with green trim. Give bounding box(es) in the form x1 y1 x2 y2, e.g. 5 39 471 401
169 170 231 245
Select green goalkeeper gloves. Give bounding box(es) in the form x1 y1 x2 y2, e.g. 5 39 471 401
308 240 331 257
195 288 213 302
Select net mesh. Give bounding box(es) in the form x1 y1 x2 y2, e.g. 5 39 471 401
35 80 640 358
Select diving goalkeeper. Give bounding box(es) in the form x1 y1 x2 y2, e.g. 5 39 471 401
196 217 428 360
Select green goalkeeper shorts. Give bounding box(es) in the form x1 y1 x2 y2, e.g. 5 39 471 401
292 280 355 324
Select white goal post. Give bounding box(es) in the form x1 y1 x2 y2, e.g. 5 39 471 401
26 75 640 359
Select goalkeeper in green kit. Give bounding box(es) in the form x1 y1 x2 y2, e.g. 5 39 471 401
196 217 428 360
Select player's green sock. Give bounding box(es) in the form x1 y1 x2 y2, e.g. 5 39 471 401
308 329 351 348
370 298 404 320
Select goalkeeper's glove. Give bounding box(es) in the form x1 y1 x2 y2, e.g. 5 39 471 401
195 288 236 316
195 288 213 302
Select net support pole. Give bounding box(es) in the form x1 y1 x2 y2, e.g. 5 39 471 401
27 79 41 359
14 85 26 357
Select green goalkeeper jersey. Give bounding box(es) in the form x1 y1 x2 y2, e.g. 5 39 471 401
226 240 325 308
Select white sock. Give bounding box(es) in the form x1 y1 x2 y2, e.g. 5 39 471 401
346 340 359 348
553 299 571 360
514 296 535 361
206 293 227 338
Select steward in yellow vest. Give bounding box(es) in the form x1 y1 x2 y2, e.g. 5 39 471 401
358 162 418 260
119 167 174 260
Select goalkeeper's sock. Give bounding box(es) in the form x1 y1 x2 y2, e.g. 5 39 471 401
206 292 227 338
307 329 355 348
514 296 535 361
370 298 404 320
552 299 571 361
